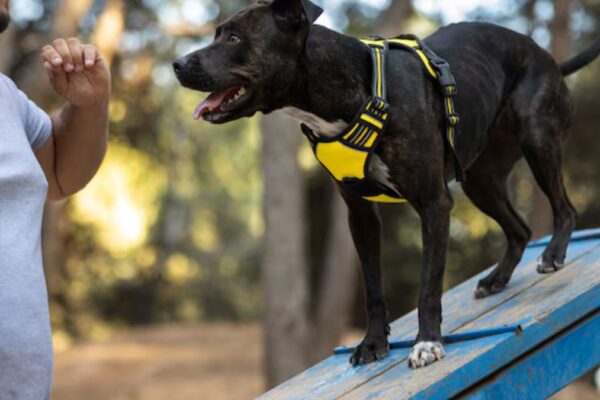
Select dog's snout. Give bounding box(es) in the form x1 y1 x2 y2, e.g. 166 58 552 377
173 58 188 74
174 55 198 75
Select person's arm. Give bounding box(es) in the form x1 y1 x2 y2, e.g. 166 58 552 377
35 38 111 202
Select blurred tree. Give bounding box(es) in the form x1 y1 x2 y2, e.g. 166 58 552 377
375 0 415 37
261 113 310 385
47 0 125 335
38 0 98 338
0 21 15 72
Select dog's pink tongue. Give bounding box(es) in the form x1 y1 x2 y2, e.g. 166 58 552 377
193 86 240 120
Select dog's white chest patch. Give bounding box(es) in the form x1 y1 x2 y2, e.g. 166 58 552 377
280 107 348 137
369 155 399 194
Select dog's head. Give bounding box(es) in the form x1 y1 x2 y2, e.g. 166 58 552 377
173 0 323 124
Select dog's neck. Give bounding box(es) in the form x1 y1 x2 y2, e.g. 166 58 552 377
281 26 372 136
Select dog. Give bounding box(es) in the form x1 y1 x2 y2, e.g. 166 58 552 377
173 0 600 368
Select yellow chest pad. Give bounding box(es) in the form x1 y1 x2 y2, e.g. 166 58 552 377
315 141 367 181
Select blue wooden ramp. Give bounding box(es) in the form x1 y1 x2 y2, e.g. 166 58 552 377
258 229 600 399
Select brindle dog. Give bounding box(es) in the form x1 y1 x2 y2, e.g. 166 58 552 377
173 0 600 368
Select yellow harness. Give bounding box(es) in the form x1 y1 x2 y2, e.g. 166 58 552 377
302 35 464 204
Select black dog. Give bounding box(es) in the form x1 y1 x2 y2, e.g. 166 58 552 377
174 0 600 368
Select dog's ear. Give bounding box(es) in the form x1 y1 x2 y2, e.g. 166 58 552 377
301 0 323 24
270 0 323 29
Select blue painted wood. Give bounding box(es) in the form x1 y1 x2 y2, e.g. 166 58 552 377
461 310 600 400
260 238 600 400
258 231 600 400
333 325 521 354
527 227 600 248
346 248 600 399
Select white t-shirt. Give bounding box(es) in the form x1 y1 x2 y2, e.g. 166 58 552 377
0 73 54 399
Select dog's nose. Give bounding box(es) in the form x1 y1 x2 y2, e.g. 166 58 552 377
173 59 187 74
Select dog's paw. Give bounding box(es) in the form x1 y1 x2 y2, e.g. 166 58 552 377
408 341 445 369
349 337 389 366
474 281 506 299
536 256 565 274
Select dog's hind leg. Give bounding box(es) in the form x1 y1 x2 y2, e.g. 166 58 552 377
461 129 532 298
512 66 577 273
341 193 390 366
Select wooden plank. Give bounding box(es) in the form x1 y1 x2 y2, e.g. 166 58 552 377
258 237 600 400
527 228 600 248
460 310 600 399
342 244 600 399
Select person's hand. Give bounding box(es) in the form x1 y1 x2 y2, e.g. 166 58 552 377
40 38 111 107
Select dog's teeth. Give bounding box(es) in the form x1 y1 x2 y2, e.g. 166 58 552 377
239 87 246 96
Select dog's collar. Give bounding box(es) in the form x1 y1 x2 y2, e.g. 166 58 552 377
301 35 464 204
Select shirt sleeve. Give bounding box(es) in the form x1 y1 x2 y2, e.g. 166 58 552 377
3 75 53 152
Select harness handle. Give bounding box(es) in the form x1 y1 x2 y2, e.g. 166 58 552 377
369 42 388 101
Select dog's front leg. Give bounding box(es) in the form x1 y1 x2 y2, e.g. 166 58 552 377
409 191 453 368
342 192 390 366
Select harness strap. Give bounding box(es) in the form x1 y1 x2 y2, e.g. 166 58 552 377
397 35 465 182
302 99 390 150
361 36 465 182
369 42 388 100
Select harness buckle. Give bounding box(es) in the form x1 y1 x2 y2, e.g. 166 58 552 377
447 112 460 126
429 60 458 95
444 85 458 96
371 97 389 114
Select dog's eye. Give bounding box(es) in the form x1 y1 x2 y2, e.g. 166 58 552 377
227 33 241 44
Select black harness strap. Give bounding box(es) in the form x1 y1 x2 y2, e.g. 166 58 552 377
400 35 465 182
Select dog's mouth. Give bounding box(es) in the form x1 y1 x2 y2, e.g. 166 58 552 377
194 85 252 123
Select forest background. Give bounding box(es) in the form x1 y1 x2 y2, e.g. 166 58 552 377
1 0 599 398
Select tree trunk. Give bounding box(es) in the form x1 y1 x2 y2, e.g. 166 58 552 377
14 0 93 100
39 0 124 328
550 0 573 62
261 113 310 387
375 0 415 37
37 0 95 307
529 0 573 238
0 24 15 73
91 0 125 66
309 193 358 363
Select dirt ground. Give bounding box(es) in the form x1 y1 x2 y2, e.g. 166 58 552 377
52 324 265 400
52 323 599 400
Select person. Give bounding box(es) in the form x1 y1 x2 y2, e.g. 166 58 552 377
0 0 111 398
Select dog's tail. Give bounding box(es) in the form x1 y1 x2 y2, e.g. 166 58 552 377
560 37 600 76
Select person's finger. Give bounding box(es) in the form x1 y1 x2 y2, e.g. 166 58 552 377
66 37 84 72
82 44 98 69
43 61 53 79
40 44 63 67
51 38 74 72
43 60 69 95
